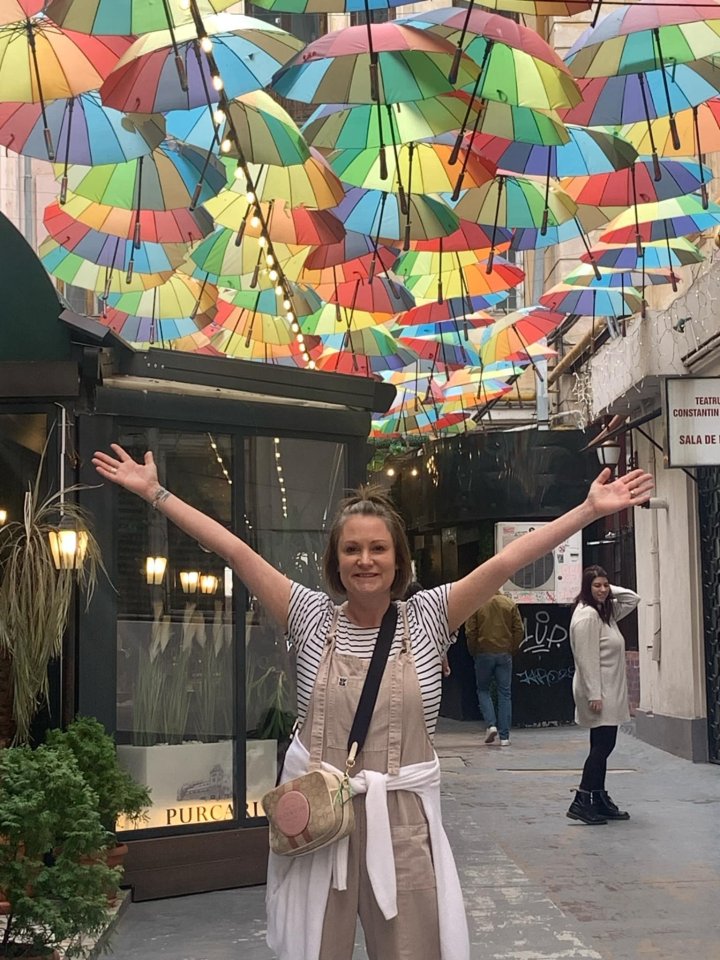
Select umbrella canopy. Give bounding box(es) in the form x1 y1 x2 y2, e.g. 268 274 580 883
220 284 322 319
184 228 308 288
0 1 43 26
561 158 713 207
300 252 399 287
600 195 720 244
539 284 643 316
300 304 387 336
318 325 419 374
56 189 214 242
209 325 321 363
393 332 481 368
333 187 459 244
217 150 344 209
562 264 677 288
395 249 505 276
473 0 591 11
271 23 480 105
0 92 165 166
215 300 305 346
99 308 215 345
403 260 524 301
100 14 303 113
46 0 239 33
410 220 512 253
59 140 227 211
321 276 415 315
327 141 496 195
208 196 345 245
581 237 704 270
304 232 398 270
40 237 173 293
106 274 218 318
392 299 493 329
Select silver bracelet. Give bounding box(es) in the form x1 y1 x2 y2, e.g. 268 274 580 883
150 486 170 510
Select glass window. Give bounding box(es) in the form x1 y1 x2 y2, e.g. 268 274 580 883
115 427 236 833
0 413 48 529
244 436 346 820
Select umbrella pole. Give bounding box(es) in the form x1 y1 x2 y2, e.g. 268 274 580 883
485 176 504 275
692 106 709 209
234 207 249 247
387 106 407 216
24 20 54 161
663 221 678 293
403 143 414 252
333 265 342 326
451 96 488 200
375 101 388 183
450 43 493 166
511 323 543 382
541 148 552 237
591 0 603 27
638 73 662 182
448 0 475 85
652 30 681 152
161 0 189 90
363 0 379 103
574 216 601 280
630 164 644 258
59 96 76 205
438 238 443 305
132 156 144 250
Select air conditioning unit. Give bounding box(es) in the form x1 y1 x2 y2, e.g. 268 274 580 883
494 522 582 604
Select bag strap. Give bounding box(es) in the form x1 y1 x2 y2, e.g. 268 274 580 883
345 602 398 769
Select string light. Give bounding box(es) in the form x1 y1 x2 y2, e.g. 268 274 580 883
274 438 288 519
208 432 232 486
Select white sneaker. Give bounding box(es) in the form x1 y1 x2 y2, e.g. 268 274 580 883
499 739 511 746
484 725 498 744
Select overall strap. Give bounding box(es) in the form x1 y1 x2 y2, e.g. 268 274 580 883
307 604 342 770
387 601 409 774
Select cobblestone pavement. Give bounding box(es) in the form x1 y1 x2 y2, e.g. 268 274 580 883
107 722 720 960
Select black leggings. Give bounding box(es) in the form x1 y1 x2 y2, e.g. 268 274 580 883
579 725 618 791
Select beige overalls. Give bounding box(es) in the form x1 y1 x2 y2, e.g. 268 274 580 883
297 602 441 960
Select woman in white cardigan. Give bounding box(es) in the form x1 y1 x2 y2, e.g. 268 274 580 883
568 565 640 826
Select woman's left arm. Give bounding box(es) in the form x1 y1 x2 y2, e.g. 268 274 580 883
447 467 653 632
610 586 641 622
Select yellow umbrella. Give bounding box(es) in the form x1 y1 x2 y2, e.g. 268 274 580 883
218 150 345 209
104 274 218 318
39 236 172 294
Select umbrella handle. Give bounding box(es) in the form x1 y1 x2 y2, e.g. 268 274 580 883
369 58 380 104
451 170 465 202
60 175 68 206
379 146 388 181
449 47 463 86
541 208 549 236
175 54 188 92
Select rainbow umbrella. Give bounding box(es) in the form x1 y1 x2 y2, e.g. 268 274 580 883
474 0 591 12
539 284 642 317
581 237 704 271
562 264 678 289
304 232 398 271
0 1 43 26
271 23 479 106
393 332 482 368
561 158 713 207
395 316 494 338
39 237 173 295
404 260 524 303
0 17 130 160
565 1 720 157
300 304 386 336
106 274 218 318
395 249 499 275
99 308 216 346
300 253 398 288
318 324 419 374
209 325 322 364
46 0 239 33
333 187 459 247
600 194 720 245
215 300 305 347
56 189 214 243
100 14 303 114
208 196 345 245
215 151 344 211
0 92 165 168
448 93 570 146
392 300 493 329
60 141 226 211
410 220 512 253
184 228 308 288
220 284 322 319
453 175 577 264
320 276 415 315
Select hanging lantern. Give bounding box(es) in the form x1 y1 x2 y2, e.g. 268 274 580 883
48 515 89 571
145 556 168 585
200 574 219 595
179 570 200 594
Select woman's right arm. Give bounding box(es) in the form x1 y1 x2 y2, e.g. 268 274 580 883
92 444 291 630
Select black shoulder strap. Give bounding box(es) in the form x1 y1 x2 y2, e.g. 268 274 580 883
346 602 398 758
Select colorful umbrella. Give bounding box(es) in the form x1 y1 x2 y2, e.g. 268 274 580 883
184 228 308 288
600 195 720 245
327 141 496 196
318 325 419 374
581 237 704 271
209 325 322 364
271 23 479 106
0 93 165 167
55 189 214 243
59 140 226 213
539 284 643 317
398 6 580 108
0 1 44 27
39 237 173 294
562 264 677 289
207 196 345 245
215 300 306 347
0 17 130 160
403 260 524 302
299 253 399 288
333 187 459 246
473 0 591 12
392 299 493 329
304 231 398 270
393 332 481 368
300 304 387 336
410 220 512 253
561 158 712 207
321 276 415 315
105 274 218 318
100 14 303 114
453 175 577 264
220 284 322 319
449 93 570 146
46 0 239 34
99 308 216 345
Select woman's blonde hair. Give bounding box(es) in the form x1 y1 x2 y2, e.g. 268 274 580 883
323 487 412 599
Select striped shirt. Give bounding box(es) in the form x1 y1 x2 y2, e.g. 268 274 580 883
288 581 455 739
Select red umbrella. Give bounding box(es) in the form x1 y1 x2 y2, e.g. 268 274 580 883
410 219 512 253
319 276 414 315
393 301 493 328
240 202 346 247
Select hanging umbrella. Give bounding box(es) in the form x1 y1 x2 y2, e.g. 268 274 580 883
0 17 131 160
395 248 507 276
398 6 580 107
220 284 322 319
410 219 512 253
106 274 218 318
208 196 345 245
453 175 577 268
561 158 713 207
209 325 322 363
99 308 216 345
46 0 240 33
40 237 173 294
304 231 398 271
403 259 524 302
56 188 214 243
300 304 387 336
539 284 643 317
392 299 493 329
333 186 459 247
509 205 616 276
0 93 165 168
395 315 494 337
318 325 419 374
581 237 704 271
100 13 303 114
43 202 190 279
393 330 482 368
184 228 308 288
320 276 415 315
599 195 720 245
565 1 720 157
300 252 399 288
562 264 678 289
328 141 496 196
214 151 344 212
0 1 43 26
471 0 591 12
477 331 559 369
215 300 307 346
271 23 480 106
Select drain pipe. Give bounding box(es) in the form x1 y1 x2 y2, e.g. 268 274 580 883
547 316 603 385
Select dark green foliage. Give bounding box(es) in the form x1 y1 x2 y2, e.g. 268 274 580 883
45 717 151 832
0 744 117 958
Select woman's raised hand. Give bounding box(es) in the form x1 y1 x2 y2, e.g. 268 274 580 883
92 444 159 502
586 467 654 518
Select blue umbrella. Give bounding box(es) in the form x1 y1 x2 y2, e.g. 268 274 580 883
332 186 458 247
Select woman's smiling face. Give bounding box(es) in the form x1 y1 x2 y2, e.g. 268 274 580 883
591 576 610 604
337 515 396 600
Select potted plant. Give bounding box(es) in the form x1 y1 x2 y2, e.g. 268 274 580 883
45 716 151 883
0 743 118 959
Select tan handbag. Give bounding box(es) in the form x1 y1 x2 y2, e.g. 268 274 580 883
262 603 398 858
